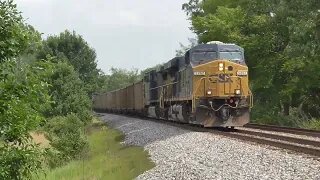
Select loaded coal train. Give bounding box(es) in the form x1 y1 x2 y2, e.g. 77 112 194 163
93 41 253 128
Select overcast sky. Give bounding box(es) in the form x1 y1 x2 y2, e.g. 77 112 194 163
16 0 195 73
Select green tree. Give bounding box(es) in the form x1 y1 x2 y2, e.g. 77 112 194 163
42 60 92 124
37 30 100 93
176 38 198 56
0 1 51 179
0 60 50 179
103 68 140 92
0 0 36 62
183 0 320 125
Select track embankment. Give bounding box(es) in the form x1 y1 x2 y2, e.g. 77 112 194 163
99 113 320 180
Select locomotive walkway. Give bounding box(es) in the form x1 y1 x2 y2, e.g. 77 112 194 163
99 113 320 180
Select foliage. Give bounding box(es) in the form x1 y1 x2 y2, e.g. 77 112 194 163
41 60 92 124
301 119 320 131
139 64 163 78
176 38 198 56
0 141 43 180
251 105 303 127
0 60 50 179
101 67 141 92
44 114 88 168
38 122 154 180
183 0 320 124
0 1 97 178
0 0 37 62
37 30 100 94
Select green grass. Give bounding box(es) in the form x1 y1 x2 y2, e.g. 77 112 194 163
38 123 154 180
301 118 320 130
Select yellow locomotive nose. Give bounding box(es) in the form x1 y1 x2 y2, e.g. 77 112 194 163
192 60 250 98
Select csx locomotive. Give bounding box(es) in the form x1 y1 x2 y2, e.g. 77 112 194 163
93 41 253 127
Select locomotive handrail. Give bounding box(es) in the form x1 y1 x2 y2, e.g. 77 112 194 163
149 82 178 91
192 77 207 112
159 87 164 108
249 89 254 108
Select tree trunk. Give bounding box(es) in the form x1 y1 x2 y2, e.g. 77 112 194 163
283 103 290 116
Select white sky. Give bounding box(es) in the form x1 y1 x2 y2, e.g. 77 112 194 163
16 0 195 73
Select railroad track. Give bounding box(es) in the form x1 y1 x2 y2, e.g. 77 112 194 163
245 123 320 138
160 119 320 158
235 123 320 158
98 113 320 158
144 118 320 158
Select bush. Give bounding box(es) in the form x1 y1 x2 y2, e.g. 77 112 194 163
42 61 92 124
251 104 302 127
0 60 50 179
0 142 43 180
44 114 89 168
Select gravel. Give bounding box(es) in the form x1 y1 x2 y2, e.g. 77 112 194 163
100 114 320 180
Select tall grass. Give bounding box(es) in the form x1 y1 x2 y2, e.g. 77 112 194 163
37 123 154 180
301 118 320 130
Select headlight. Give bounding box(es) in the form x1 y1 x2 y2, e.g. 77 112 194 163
218 63 224 71
235 89 241 95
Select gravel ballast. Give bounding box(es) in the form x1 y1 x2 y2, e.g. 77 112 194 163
100 114 320 180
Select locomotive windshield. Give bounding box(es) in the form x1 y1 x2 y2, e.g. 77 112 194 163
191 51 217 62
188 43 245 65
191 51 243 62
219 51 243 61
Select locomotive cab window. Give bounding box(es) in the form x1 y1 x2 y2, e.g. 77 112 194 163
219 51 243 61
191 51 218 62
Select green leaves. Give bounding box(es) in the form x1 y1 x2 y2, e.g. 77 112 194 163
101 67 141 92
0 60 50 179
185 0 320 120
44 114 88 168
0 60 49 143
192 7 246 43
0 1 96 178
0 140 43 180
37 30 100 94
42 61 92 124
0 1 36 62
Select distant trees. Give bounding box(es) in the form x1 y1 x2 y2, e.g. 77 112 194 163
98 68 140 92
183 0 320 127
176 38 198 56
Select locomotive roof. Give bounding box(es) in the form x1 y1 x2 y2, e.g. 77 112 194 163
143 43 244 76
189 43 243 53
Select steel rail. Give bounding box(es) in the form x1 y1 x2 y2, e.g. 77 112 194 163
222 132 320 157
236 129 320 148
151 119 320 157
245 123 320 138
150 119 320 158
